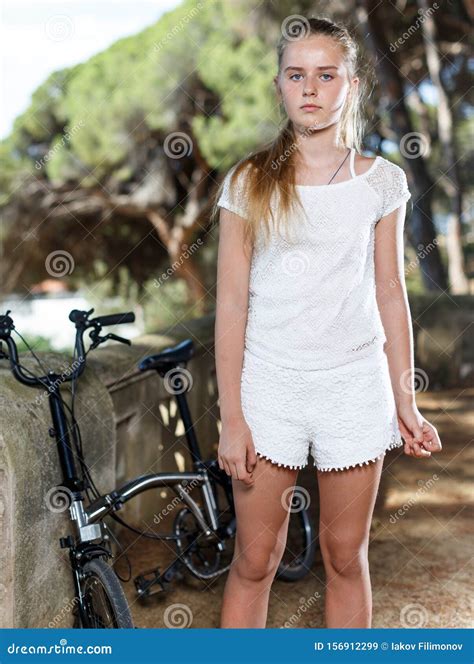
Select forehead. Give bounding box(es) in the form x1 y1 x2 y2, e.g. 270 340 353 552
281 34 346 71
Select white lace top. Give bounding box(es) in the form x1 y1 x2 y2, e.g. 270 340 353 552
217 148 412 370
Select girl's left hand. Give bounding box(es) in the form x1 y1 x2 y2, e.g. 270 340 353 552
396 403 442 459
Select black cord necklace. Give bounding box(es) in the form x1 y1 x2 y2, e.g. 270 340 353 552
327 147 352 185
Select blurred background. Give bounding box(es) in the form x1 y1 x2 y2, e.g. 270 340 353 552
1 0 473 359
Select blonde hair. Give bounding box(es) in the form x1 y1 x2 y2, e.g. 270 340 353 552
211 16 373 248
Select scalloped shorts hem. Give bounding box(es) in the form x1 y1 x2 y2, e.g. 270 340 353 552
254 435 403 472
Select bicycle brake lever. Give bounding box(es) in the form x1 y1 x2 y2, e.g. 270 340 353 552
106 333 131 346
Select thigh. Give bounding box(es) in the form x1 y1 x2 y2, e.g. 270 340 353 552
317 457 384 549
232 456 300 556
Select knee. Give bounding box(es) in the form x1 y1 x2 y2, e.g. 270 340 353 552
233 541 284 583
320 533 369 579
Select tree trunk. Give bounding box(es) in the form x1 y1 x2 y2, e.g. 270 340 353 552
356 0 448 291
417 0 469 294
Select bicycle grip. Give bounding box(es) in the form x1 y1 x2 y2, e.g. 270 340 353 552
93 312 135 326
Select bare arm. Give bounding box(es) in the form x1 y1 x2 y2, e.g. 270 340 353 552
375 204 442 459
215 207 257 484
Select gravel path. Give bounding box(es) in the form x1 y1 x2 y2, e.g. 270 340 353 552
114 387 473 629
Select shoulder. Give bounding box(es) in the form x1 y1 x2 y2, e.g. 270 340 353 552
369 157 411 218
222 160 254 187
374 155 408 180
217 160 254 218
354 153 377 176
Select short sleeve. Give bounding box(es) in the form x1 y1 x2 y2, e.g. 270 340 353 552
216 164 251 219
380 162 411 217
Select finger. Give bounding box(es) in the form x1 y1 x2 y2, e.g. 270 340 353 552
398 420 412 441
413 441 431 458
413 426 424 444
222 460 232 477
422 425 442 451
246 446 258 473
232 463 241 481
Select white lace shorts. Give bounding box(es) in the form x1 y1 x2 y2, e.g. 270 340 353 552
240 347 403 472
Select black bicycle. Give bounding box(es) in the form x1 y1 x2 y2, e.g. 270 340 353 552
0 308 317 627
131 339 318 597
0 308 136 628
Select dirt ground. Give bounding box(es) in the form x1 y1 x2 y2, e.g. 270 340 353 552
113 387 473 629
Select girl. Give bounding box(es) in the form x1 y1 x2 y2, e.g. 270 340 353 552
212 16 442 629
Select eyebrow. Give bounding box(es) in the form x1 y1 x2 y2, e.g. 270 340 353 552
284 65 338 72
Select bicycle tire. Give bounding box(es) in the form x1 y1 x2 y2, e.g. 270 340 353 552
276 508 318 582
76 558 133 628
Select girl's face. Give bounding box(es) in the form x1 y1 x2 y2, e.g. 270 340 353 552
275 35 358 133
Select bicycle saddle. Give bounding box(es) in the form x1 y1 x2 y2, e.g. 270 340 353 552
138 339 194 372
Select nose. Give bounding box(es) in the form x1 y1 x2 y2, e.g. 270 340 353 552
303 78 318 97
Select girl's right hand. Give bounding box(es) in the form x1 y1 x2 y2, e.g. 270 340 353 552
218 415 257 486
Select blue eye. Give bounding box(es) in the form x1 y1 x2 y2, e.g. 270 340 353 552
320 73 333 81
290 73 303 80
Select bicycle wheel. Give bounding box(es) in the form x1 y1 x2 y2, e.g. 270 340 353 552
76 558 133 628
276 508 318 582
174 507 225 580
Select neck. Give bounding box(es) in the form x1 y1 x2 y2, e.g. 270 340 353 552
292 122 348 168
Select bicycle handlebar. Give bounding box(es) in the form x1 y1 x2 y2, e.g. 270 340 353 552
69 309 135 327
0 308 135 389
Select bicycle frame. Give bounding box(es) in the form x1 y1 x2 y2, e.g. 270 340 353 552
0 309 231 585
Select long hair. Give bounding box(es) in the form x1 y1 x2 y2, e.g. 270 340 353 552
211 16 373 248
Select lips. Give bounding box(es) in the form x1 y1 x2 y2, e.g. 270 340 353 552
301 104 321 110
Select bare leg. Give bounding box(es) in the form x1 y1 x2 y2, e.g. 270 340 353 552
220 457 299 628
317 457 384 628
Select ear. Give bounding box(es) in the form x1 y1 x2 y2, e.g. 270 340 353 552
273 75 281 100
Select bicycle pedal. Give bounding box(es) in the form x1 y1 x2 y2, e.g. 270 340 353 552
134 570 167 598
